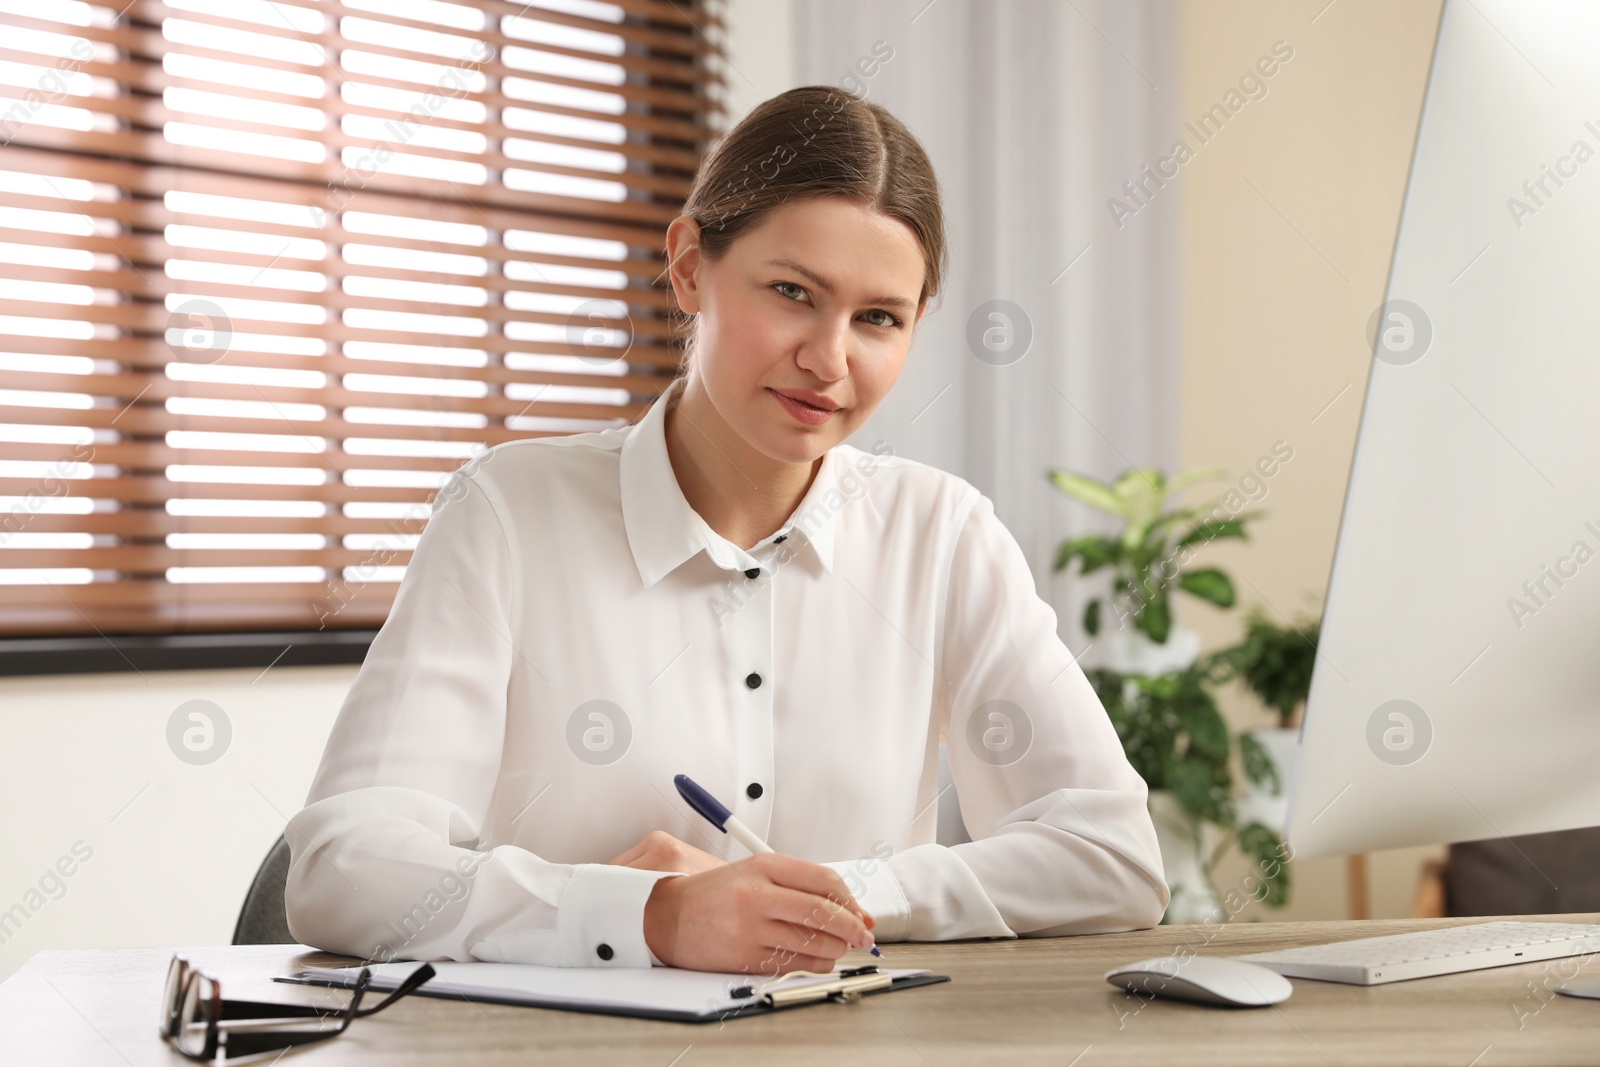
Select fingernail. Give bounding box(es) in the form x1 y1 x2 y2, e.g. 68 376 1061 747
857 930 876 949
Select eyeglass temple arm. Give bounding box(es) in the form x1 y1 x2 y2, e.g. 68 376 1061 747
213 962 434 1024
351 962 436 1017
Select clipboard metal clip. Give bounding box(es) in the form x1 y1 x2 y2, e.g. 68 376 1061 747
757 969 894 1007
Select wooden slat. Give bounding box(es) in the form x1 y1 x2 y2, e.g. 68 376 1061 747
0 546 415 570
0 260 678 325
0 601 393 633
0 303 682 361
0 440 472 473
0 369 655 422
0 476 436 505
0 336 672 395
0 258 678 320
0 578 399 606
0 600 393 635
0 513 430 537
0 404 641 444
0 299 675 356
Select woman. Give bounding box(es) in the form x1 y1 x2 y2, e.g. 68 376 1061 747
285 85 1168 978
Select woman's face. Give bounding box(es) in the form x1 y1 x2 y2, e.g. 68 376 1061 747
665 195 929 465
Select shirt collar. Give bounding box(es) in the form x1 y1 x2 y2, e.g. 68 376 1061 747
620 376 841 588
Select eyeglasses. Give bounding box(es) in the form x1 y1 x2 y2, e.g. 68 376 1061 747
158 954 435 1062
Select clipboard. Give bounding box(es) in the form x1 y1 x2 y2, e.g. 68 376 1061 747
275 959 950 1024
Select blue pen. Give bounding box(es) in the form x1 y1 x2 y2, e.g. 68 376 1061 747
673 773 883 958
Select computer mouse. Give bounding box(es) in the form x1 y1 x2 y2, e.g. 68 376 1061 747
1105 954 1293 1007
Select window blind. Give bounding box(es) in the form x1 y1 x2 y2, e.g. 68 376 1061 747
0 0 723 637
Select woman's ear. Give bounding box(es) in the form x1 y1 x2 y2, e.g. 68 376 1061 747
664 216 704 316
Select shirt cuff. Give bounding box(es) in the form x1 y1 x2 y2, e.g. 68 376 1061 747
556 864 686 967
821 855 912 944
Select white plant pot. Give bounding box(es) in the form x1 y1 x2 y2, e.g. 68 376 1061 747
1147 788 1224 924
1102 624 1200 676
1235 726 1300 834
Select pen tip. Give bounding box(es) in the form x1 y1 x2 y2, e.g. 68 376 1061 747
869 945 883 958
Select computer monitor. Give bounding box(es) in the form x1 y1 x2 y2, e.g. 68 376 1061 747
1284 0 1600 859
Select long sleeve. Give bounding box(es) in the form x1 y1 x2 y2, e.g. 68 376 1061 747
283 464 683 968
824 490 1169 942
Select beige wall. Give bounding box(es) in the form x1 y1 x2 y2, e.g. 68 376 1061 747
1176 0 1447 921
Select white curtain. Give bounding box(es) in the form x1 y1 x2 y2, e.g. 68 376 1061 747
792 0 1183 844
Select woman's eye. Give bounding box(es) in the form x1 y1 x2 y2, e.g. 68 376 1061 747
773 281 806 301
863 309 900 329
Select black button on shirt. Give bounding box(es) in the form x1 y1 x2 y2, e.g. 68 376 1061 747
596 943 613 961
745 672 762 689
746 782 763 799
744 567 760 579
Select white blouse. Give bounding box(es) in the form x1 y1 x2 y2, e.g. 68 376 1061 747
285 375 1169 970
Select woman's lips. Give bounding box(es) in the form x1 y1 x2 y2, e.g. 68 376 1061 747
769 388 838 425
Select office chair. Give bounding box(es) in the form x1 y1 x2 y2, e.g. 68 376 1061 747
232 833 294 945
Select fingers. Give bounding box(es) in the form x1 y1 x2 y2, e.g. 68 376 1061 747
609 829 680 867
760 917 853 962
752 851 876 934
763 882 874 955
606 838 649 867
753 853 875 927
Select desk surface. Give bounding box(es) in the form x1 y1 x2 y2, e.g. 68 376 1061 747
5 914 1600 1066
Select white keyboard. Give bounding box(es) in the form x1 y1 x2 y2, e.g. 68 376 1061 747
1235 921 1600 986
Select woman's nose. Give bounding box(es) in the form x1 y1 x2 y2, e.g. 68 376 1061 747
798 318 850 377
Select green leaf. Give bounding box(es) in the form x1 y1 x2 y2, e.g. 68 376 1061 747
1211 609 1321 726
1175 692 1229 760
1083 599 1101 636
1166 755 1228 825
1111 468 1166 533
1146 507 1200 541
1237 822 1291 908
1179 567 1236 608
1174 518 1251 551
1239 732 1282 795
1047 469 1123 516
1054 534 1120 575
1139 588 1172 643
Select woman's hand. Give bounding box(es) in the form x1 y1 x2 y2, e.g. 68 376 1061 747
642 852 878 975
607 829 729 876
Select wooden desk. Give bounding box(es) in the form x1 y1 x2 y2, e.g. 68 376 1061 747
5 914 1600 1065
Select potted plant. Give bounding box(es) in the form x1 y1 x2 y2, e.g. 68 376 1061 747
1202 608 1322 833
1050 464 1287 921
1048 466 1258 676
1085 664 1289 923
